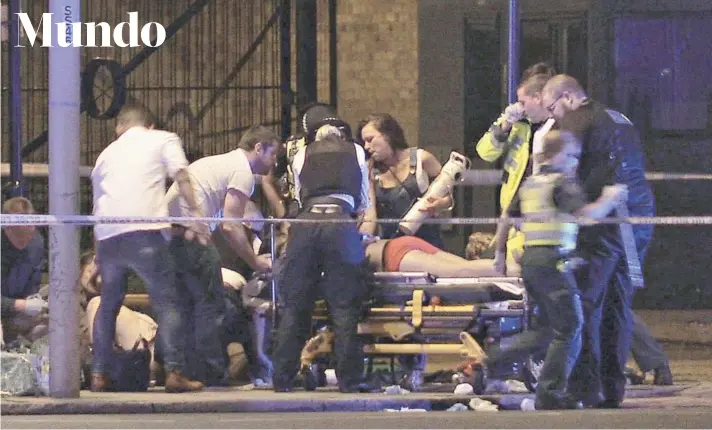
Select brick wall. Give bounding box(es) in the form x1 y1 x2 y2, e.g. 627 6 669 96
336 0 420 146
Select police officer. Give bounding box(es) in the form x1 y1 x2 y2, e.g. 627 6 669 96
281 103 354 217
493 130 628 409
475 63 556 270
272 124 376 393
542 74 656 408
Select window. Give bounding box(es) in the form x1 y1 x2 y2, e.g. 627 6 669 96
614 15 712 133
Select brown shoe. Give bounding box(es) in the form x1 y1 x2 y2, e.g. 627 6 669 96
165 371 204 393
91 373 111 392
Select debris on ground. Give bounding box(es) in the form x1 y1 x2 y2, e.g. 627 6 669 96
520 398 536 411
469 397 499 411
384 407 428 412
446 403 469 412
383 385 411 395
453 383 474 395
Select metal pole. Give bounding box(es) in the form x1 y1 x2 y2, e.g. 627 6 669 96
295 0 317 112
506 0 520 104
269 220 278 328
328 0 338 108
279 0 292 140
8 0 24 197
48 0 81 398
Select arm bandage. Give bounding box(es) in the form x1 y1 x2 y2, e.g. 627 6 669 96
399 151 470 235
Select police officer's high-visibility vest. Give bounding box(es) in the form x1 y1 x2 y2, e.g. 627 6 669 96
285 136 308 201
476 120 532 211
519 172 578 252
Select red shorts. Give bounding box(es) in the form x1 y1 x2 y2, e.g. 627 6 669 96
383 236 440 272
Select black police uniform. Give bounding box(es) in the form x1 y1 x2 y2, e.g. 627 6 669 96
272 135 371 393
557 100 655 407
282 104 354 218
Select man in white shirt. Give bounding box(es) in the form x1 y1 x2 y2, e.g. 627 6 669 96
164 124 279 385
272 124 377 393
90 104 205 393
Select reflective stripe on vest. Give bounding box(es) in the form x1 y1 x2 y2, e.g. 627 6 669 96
519 173 578 251
497 124 531 211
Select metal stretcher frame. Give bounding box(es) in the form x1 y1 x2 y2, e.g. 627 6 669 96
299 272 529 391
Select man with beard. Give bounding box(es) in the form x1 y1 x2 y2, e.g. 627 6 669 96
542 75 656 408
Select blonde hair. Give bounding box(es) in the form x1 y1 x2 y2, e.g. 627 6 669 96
315 124 344 141
465 232 494 260
2 196 34 214
535 130 580 165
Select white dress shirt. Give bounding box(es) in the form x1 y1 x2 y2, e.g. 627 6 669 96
532 117 556 174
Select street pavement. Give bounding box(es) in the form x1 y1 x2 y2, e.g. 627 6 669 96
2 310 710 428
4 407 712 429
0 382 696 416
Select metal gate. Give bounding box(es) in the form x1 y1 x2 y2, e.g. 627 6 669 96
1 0 337 215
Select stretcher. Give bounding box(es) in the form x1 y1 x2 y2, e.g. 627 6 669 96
298 272 536 393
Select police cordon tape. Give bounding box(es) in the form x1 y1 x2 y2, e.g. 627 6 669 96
2 213 712 227
457 170 712 186
3 164 712 182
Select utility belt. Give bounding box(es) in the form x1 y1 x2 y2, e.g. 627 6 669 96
525 245 586 273
524 244 573 255
301 196 355 216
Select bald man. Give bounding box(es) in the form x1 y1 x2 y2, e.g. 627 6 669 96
541 75 657 408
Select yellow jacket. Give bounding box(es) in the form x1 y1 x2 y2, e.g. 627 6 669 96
476 120 533 272
285 136 308 201
476 119 533 212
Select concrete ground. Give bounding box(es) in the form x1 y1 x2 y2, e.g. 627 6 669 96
1 310 710 419
4 407 712 429
0 383 706 417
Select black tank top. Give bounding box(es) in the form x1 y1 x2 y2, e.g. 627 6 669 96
373 149 444 249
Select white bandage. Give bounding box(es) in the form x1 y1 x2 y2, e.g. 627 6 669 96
399 151 470 235
502 103 525 124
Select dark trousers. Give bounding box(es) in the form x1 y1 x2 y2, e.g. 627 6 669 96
568 253 633 405
519 248 584 407
569 227 653 405
485 303 551 376
169 235 228 383
93 230 186 374
631 312 668 372
272 211 368 391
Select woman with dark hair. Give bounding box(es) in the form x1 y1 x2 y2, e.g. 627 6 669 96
358 113 452 249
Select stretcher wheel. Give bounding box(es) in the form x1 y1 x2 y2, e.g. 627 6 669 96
521 356 544 393
302 364 320 391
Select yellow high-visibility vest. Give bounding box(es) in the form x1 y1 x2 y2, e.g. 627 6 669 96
519 173 578 251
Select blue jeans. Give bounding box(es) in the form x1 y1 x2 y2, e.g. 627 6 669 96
169 235 227 383
93 230 186 373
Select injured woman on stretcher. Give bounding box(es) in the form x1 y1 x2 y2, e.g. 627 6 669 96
363 232 521 278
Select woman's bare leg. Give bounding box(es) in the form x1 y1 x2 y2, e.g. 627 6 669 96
399 251 502 277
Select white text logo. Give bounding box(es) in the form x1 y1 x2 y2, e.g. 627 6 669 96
16 10 166 48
